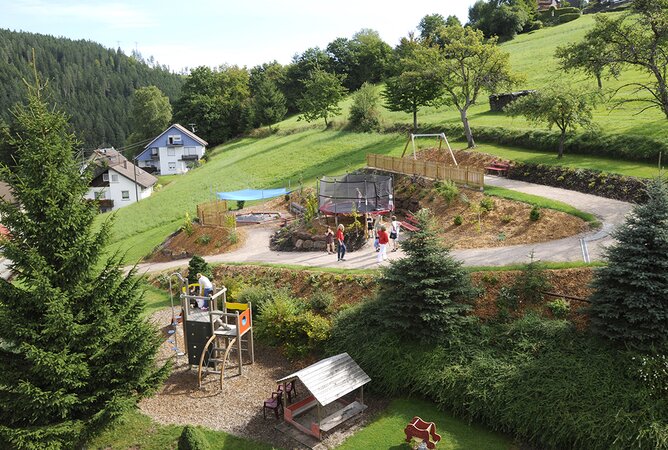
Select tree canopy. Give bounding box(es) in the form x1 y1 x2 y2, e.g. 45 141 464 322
297 69 347 127
0 74 168 449
126 85 172 155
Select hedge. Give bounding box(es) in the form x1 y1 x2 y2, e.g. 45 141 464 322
432 124 667 163
559 12 581 23
327 308 668 450
507 162 648 203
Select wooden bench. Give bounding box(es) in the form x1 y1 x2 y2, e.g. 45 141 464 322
319 401 367 433
485 160 511 176
400 212 420 232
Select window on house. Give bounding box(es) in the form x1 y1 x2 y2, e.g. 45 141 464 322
111 174 119 183
151 148 158 156
102 173 109 182
168 162 176 170
167 148 176 156
184 146 197 156
168 135 182 145
121 191 130 201
98 190 106 200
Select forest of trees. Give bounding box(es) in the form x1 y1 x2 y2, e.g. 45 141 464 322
0 29 184 149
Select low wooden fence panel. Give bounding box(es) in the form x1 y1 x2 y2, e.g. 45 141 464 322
366 154 484 189
196 200 235 228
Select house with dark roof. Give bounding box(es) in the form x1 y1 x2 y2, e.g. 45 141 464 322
85 148 158 212
135 124 208 175
538 0 561 11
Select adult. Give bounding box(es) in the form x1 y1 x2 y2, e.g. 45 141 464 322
197 272 213 309
336 224 346 261
377 225 389 263
325 226 335 254
390 215 401 252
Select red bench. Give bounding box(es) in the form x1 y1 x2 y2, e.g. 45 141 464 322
401 212 420 232
485 160 511 176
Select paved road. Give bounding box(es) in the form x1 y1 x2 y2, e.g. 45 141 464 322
134 176 633 275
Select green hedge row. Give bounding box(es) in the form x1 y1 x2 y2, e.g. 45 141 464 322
435 124 667 163
559 12 581 24
327 307 668 450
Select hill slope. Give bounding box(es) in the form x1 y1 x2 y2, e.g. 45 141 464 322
0 28 184 148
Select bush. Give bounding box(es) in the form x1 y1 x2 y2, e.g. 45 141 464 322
227 229 239 245
348 82 381 132
236 200 245 210
479 197 495 212
309 290 334 314
529 205 541 221
181 212 194 236
195 234 211 245
255 294 304 346
237 285 286 317
453 215 463 226
434 180 459 205
528 20 543 31
559 12 581 23
187 255 210 284
178 425 210 450
547 298 571 318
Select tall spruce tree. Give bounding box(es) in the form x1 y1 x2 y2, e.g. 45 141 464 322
589 178 668 345
375 209 475 342
0 73 169 449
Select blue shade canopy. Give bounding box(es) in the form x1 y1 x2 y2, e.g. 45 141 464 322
217 188 288 201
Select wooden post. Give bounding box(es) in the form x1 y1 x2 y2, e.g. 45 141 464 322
360 385 364 405
236 311 242 376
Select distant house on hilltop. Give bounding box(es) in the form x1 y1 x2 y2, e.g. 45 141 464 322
136 124 208 175
85 148 157 212
538 0 561 10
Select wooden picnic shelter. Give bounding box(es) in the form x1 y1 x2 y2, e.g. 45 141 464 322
277 352 370 440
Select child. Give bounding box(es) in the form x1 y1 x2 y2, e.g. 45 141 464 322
325 226 335 254
390 215 401 251
336 224 346 261
377 225 389 263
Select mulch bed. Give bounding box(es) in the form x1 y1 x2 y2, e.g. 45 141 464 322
140 308 388 449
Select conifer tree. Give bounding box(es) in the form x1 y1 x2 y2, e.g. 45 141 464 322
0 72 169 449
375 209 475 342
589 178 668 345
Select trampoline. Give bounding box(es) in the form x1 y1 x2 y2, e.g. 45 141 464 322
318 173 394 216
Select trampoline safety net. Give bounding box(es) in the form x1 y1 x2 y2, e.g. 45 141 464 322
319 174 394 215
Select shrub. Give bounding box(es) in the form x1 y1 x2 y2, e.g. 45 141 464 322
309 290 334 314
255 294 304 346
501 214 513 224
236 200 245 210
512 254 552 304
348 82 381 132
559 12 581 23
227 229 239 245
528 20 543 31
187 255 210 284
634 352 668 398
178 425 210 450
479 197 495 212
237 285 286 317
195 234 211 245
181 212 194 236
529 205 541 221
434 180 459 205
453 215 463 226
547 298 571 318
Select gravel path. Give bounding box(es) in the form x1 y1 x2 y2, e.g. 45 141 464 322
133 176 632 275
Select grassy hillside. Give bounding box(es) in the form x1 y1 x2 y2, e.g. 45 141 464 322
106 12 666 262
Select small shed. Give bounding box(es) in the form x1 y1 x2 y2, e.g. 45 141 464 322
277 353 370 440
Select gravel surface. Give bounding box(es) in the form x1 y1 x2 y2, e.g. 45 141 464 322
140 308 387 449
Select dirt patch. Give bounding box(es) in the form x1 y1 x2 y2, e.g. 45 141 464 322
146 224 247 262
140 307 388 449
416 147 500 170
394 176 590 249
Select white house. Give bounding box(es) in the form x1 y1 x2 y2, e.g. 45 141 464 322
135 124 208 175
85 148 158 212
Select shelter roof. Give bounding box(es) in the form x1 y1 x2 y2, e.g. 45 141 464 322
89 148 157 188
143 123 208 149
277 353 370 407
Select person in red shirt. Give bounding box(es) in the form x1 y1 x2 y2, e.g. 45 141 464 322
336 224 346 261
377 224 389 263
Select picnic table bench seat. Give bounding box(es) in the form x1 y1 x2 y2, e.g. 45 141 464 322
485 160 511 176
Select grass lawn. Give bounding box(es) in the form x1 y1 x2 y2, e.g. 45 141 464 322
337 398 516 450
88 409 274 450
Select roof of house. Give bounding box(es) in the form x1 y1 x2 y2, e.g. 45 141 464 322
276 353 370 407
0 181 16 204
89 148 158 188
143 123 208 149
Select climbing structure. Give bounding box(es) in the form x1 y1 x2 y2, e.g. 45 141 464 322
404 416 442 449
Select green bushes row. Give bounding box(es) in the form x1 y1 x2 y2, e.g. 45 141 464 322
558 12 581 24
327 308 668 449
508 162 648 203
436 124 667 163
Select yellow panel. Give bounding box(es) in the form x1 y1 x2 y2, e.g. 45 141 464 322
225 302 248 311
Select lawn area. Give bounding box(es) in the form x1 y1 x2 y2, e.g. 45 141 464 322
337 398 516 450
88 409 273 450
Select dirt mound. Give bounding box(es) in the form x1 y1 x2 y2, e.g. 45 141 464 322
415 147 501 170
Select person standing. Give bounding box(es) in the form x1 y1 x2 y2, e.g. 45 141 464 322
390 215 401 251
325 226 335 254
197 272 213 309
336 224 346 261
377 225 389 263
373 215 384 252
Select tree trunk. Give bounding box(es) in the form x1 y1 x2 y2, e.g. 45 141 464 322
324 116 329 128
558 129 566 158
460 108 475 148
413 109 418 132
596 74 602 90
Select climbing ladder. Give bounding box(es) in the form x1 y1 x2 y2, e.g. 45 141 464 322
167 273 186 359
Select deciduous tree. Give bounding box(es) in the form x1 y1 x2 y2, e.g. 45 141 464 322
0 74 168 449
297 68 347 127
505 84 596 158
127 85 172 152
555 37 620 89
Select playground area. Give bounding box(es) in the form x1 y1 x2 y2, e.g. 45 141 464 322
140 306 388 449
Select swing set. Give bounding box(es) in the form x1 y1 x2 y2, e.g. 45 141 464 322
401 133 458 166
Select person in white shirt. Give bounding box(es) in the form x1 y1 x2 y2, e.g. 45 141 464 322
390 215 401 252
197 273 213 309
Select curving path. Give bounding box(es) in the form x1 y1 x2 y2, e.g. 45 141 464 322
134 176 633 275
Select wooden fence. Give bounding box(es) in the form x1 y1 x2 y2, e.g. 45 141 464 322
196 200 235 228
366 154 484 189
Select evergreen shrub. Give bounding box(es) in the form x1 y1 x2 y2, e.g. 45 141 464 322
187 255 210 284
309 290 334 314
434 180 459 205
529 205 541 221
178 425 210 450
